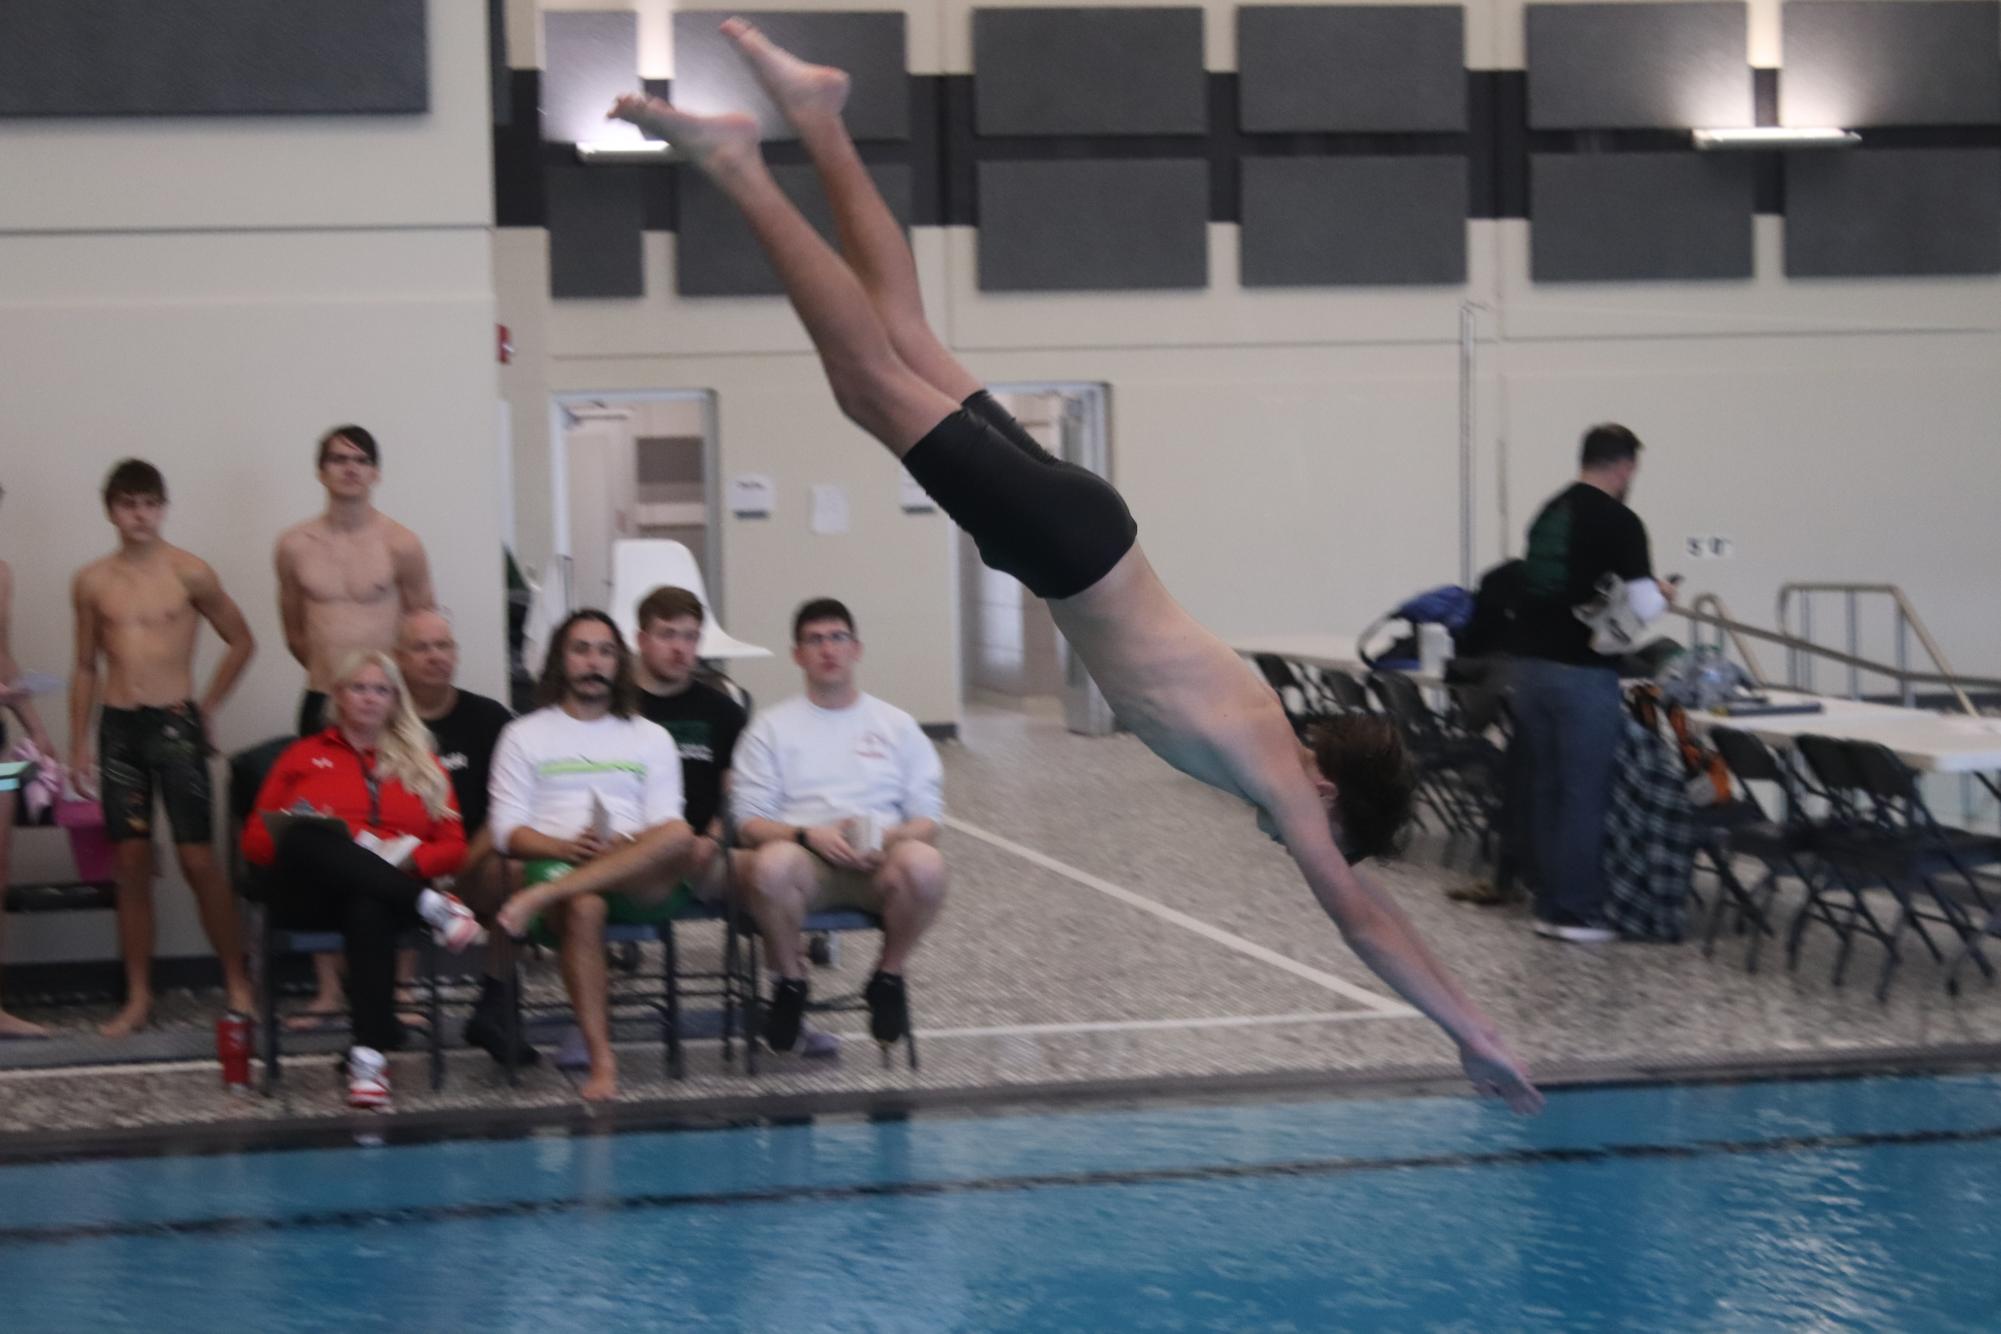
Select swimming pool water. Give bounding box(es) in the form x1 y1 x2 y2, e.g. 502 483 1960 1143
3 1073 1998 1330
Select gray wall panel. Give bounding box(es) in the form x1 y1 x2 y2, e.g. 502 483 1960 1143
977 160 1209 290
543 10 638 143
673 10 909 141
1238 6 1466 132
0 0 427 116
548 166 646 298
974 8 1207 136
1241 158 1468 285
679 163 913 296
1532 154 1754 281
1782 2 2001 127
1786 149 2001 276
1527 3 1751 129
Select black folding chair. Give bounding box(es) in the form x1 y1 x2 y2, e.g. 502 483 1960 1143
1318 668 1372 714
1369 671 1488 841
1703 728 1822 971
1842 740 2001 997
1254 654 1325 740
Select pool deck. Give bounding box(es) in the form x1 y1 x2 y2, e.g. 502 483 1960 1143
6 700 2001 1158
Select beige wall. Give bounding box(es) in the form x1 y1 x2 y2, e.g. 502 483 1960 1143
2 2 502 962
502 0 2001 734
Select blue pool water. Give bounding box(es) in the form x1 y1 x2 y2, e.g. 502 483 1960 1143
3 1073 2000 1331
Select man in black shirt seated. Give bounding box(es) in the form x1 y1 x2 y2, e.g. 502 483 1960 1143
632 586 746 892
1507 424 1671 944
395 608 521 1060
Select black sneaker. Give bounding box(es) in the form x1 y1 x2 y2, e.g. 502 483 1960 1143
463 979 539 1066
863 970 908 1045
765 978 809 1052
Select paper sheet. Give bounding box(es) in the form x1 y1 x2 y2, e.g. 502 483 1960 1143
810 484 850 535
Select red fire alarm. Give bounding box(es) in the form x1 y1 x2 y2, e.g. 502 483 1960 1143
497 323 513 364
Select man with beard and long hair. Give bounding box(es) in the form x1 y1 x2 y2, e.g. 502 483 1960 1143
486 610 714 1100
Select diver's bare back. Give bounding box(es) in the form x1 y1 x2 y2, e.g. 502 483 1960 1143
1052 545 1292 806
277 515 409 689
77 548 207 708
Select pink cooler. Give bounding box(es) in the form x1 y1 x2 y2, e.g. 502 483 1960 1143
55 798 116 882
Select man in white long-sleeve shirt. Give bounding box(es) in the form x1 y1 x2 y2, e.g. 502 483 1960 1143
732 598 945 1053
488 610 713 1099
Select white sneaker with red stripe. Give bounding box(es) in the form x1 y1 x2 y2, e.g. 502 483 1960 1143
347 1046 391 1110
426 892 486 954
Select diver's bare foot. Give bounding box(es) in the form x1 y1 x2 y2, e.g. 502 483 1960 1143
721 18 850 123
579 1056 618 1102
0 1010 50 1039
98 996 152 1038
606 95 760 173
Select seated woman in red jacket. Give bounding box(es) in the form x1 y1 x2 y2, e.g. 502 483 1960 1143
244 650 483 1108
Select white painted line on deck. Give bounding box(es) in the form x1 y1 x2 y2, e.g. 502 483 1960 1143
943 816 1418 1018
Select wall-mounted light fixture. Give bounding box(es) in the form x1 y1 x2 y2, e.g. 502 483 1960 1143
575 141 672 163
1692 127 1861 151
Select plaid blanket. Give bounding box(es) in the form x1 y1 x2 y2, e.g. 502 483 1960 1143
1602 716 1696 942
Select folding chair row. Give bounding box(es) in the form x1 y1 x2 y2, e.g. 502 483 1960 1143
1367 671 1507 859
1706 726 2001 998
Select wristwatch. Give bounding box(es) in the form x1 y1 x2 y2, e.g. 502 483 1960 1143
794 826 810 846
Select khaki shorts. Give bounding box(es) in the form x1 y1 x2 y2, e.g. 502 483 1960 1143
802 860 891 914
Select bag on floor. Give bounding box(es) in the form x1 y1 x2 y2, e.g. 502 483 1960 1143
1601 716 1697 942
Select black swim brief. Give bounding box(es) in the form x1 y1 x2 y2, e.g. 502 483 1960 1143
99 701 213 845
900 391 1138 601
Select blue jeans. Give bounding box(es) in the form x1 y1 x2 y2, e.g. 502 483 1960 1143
1510 657 1624 924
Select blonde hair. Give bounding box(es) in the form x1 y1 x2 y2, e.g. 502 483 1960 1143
327 649 453 821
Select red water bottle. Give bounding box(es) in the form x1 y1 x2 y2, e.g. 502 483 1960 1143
217 1011 253 1094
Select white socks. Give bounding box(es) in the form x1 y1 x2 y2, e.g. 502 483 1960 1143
415 887 451 928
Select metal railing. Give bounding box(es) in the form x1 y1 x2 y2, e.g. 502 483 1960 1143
1677 600 2000 717
1777 582 1978 715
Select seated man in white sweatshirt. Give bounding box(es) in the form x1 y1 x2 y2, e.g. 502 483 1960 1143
487 609 713 1100
730 598 945 1053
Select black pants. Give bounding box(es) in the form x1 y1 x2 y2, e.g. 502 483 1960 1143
271 823 424 1051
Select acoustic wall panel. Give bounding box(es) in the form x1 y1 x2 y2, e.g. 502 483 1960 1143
678 162 913 296
973 8 1207 136
1237 6 1466 132
543 10 639 143
548 166 646 298
1240 157 1468 285
1526 3 1751 129
0 0 427 116
673 10 910 141
1781 1 2001 127
1785 149 2001 276
1531 154 1755 281
977 160 1209 290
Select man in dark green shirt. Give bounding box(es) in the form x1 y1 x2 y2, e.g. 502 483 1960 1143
1508 424 1668 943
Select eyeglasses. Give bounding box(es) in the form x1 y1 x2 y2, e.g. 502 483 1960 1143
798 631 855 649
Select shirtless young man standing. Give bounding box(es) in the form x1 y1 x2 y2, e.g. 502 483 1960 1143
274 426 436 1022
499 21 1542 1113
2 482 60 1038
71 460 257 1036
